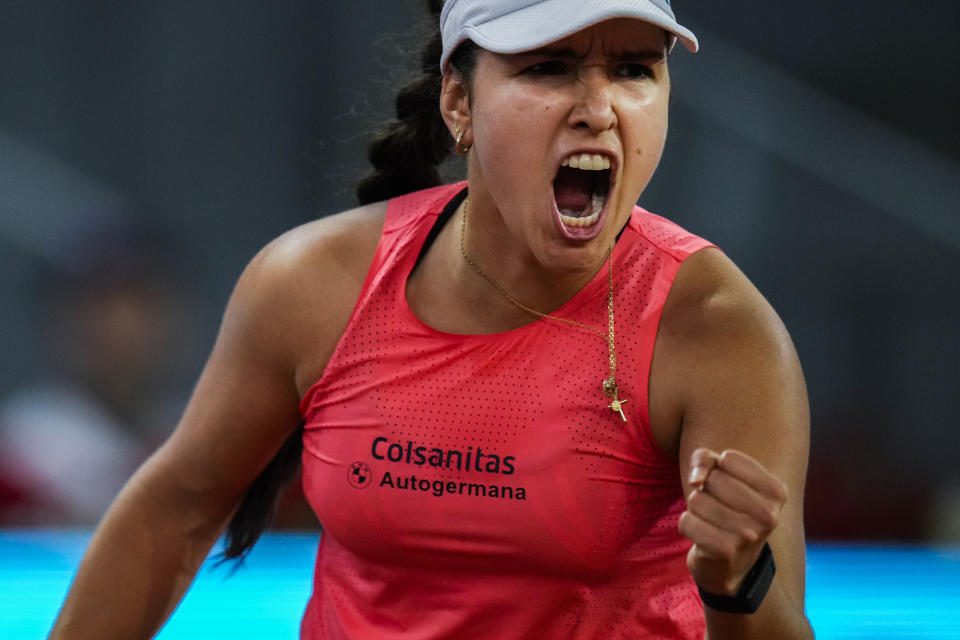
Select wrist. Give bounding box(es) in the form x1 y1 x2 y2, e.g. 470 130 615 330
697 542 776 615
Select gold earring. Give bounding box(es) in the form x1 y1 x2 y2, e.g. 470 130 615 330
454 122 472 155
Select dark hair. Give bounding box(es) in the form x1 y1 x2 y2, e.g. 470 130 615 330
220 0 478 562
355 0 478 206
219 422 304 561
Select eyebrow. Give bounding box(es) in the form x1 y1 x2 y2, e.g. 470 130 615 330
520 46 666 62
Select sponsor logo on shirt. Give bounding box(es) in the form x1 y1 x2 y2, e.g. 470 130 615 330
347 461 372 489
371 436 516 475
349 436 527 500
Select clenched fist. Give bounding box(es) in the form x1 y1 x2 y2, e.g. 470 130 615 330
678 448 789 596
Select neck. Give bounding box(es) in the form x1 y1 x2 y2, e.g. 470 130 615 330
454 192 607 318
406 200 605 335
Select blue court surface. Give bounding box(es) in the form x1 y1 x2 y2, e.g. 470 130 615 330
2 530 958 639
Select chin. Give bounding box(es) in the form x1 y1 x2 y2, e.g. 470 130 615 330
540 241 613 276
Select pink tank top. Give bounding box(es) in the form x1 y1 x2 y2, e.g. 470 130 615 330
298 183 713 639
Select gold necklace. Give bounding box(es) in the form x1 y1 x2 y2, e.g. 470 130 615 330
458 197 627 421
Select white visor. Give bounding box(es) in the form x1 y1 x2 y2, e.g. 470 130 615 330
440 0 699 73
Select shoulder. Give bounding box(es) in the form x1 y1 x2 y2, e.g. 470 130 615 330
245 200 387 290
660 248 794 361
623 206 781 358
251 181 457 282
222 201 388 389
239 200 387 302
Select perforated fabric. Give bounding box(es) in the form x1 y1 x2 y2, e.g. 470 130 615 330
298 182 713 639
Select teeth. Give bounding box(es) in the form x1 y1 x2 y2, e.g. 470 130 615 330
559 191 605 228
561 153 611 171
560 210 600 227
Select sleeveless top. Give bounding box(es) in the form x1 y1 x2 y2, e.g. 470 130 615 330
298 183 714 639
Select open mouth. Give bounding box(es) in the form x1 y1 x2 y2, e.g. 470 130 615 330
552 153 612 230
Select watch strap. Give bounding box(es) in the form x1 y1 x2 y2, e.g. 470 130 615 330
697 542 776 615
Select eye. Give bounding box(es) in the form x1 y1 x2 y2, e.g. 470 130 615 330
616 63 654 80
524 60 569 76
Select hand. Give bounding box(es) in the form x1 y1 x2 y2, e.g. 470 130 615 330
679 448 789 596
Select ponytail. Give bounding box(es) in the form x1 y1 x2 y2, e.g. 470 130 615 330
219 423 304 562
221 0 479 562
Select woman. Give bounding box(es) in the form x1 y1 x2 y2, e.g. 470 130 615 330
50 0 813 638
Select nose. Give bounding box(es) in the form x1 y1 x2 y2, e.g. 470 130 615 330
568 68 617 134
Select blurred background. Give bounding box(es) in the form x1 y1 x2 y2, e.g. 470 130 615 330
0 0 957 542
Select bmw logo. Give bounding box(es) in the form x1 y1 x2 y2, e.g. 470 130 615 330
348 461 372 489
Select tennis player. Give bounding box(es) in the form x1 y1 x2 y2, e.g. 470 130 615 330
50 1 812 638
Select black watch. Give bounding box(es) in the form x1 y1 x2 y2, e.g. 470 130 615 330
697 542 776 615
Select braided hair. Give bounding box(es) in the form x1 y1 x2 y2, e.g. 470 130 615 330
220 0 478 561
356 0 478 205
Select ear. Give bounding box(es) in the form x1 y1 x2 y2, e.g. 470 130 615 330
440 72 472 148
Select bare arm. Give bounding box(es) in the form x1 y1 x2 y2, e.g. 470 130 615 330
49 204 386 639
650 248 813 640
